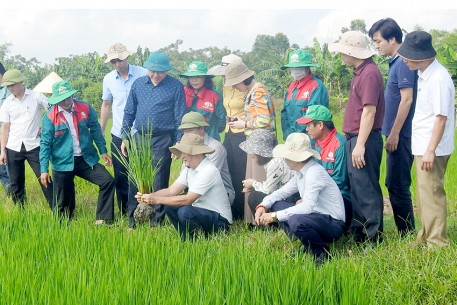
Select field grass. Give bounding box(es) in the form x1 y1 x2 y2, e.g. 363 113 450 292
1 114 457 304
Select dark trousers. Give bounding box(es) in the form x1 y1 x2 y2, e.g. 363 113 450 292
111 135 129 215
223 131 247 220
52 156 114 220
247 190 301 215
270 200 345 256
385 136 415 234
128 132 172 228
6 145 53 207
165 205 230 241
346 131 384 243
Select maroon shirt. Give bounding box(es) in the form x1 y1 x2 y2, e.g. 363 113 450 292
342 58 385 134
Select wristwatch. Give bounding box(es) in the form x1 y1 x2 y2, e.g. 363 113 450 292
271 212 277 221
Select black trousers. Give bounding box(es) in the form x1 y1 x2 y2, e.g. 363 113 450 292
128 132 172 228
111 135 129 215
52 156 115 220
346 131 384 243
6 145 53 207
223 131 247 221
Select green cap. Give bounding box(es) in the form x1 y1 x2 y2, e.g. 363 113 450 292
178 111 209 129
296 105 332 124
47 80 79 105
1 69 27 86
179 61 213 78
281 49 319 70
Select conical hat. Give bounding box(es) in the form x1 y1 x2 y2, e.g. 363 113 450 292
33 72 63 94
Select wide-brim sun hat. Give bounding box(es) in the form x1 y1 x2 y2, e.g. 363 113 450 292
281 49 319 70
143 51 173 72
397 31 437 61
328 30 374 59
207 54 242 76
239 129 275 158
179 61 213 78
1 69 27 86
178 111 210 129
47 80 79 105
296 105 333 125
224 61 255 87
273 133 321 162
169 134 215 157
33 72 63 94
104 42 133 63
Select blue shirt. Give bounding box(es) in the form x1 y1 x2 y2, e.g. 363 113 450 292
122 74 186 141
102 64 147 137
382 55 417 137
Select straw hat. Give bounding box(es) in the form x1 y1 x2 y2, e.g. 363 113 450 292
169 134 215 157
104 43 133 63
224 61 254 87
328 31 374 59
273 133 320 162
397 31 437 61
207 54 242 76
33 72 63 94
239 129 275 158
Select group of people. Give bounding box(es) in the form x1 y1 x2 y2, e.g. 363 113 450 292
0 17 454 265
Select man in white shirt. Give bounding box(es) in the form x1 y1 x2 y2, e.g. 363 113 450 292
136 133 232 241
100 43 147 215
0 69 53 207
398 31 455 249
254 133 345 265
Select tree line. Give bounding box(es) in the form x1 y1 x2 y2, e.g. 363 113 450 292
1 19 456 114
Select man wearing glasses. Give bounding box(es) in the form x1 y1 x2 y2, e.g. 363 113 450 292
101 43 147 216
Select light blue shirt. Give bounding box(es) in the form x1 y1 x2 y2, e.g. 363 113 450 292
260 158 345 222
102 64 147 137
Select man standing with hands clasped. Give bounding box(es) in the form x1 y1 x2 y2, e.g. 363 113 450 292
397 31 455 249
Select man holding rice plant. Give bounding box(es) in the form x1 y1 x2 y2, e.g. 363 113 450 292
135 133 233 241
39 80 115 223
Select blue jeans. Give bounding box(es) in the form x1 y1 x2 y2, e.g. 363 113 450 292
165 205 230 241
385 136 415 234
0 164 11 195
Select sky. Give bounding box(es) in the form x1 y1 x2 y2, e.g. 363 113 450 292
1 1 456 65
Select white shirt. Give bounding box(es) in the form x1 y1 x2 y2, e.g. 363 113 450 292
252 157 293 194
260 158 345 222
58 105 82 156
102 64 148 137
177 157 233 224
412 59 455 156
0 88 49 152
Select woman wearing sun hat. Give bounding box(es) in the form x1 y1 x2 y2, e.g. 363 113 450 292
180 61 226 141
224 60 276 224
281 49 329 140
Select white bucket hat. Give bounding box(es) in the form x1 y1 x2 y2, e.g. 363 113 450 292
207 54 242 76
273 133 320 162
104 42 133 63
224 61 254 87
328 31 374 59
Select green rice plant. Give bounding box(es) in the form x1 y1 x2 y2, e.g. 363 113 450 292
113 130 160 194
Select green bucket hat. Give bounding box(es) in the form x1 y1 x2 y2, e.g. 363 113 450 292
178 111 209 129
1 69 27 86
47 80 79 105
143 51 173 72
179 61 213 78
281 50 319 70
296 105 332 125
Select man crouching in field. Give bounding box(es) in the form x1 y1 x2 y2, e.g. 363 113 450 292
135 133 233 241
254 133 345 265
39 80 115 224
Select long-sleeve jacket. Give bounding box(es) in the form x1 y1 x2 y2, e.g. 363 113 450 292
40 100 107 173
281 74 329 139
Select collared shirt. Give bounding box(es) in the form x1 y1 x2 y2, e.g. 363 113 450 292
382 55 417 137
343 58 385 134
223 86 246 133
412 59 455 156
177 157 233 224
102 64 148 137
260 158 345 222
57 104 82 156
252 157 293 194
122 74 186 139
0 88 49 151
179 133 235 205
